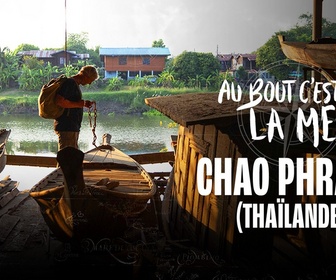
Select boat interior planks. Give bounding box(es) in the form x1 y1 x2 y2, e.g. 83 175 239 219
29 145 157 243
0 179 20 210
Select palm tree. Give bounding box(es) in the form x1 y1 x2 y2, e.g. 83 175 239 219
0 47 20 89
158 69 175 88
203 74 213 90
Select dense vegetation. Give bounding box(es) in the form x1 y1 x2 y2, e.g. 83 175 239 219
0 35 222 115
1 13 335 115
256 13 336 79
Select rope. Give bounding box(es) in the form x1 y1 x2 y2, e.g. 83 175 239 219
88 101 98 148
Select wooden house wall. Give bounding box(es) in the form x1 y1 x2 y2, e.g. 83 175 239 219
51 53 64 67
168 124 242 258
167 124 336 264
52 53 78 67
41 57 55 66
103 56 166 72
236 56 257 71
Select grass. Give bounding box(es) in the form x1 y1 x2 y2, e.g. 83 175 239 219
0 86 217 114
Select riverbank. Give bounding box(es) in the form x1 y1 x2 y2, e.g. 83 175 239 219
0 87 211 116
0 100 139 116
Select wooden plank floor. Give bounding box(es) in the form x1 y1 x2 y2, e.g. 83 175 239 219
2 176 332 278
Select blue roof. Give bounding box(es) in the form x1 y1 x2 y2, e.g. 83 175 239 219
99 47 170 56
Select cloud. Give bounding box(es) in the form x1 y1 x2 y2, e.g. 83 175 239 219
1 0 335 56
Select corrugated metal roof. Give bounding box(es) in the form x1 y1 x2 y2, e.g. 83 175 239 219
217 53 256 61
52 50 77 56
237 53 256 60
18 50 79 58
18 50 56 58
99 47 170 56
217 54 233 61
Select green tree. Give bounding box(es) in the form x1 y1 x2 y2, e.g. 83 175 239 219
256 13 336 80
43 62 60 82
0 47 9 65
14 43 39 54
107 77 123 91
87 47 102 67
66 33 101 67
66 32 89 54
203 74 213 90
157 69 175 88
21 56 44 70
172 51 220 88
0 48 20 89
18 64 43 90
236 66 248 82
62 64 79 78
18 60 59 90
152 39 166 48
213 70 235 90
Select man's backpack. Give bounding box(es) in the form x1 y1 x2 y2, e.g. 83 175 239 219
38 74 67 119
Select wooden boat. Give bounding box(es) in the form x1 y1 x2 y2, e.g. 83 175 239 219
0 129 11 174
278 35 336 70
29 144 156 244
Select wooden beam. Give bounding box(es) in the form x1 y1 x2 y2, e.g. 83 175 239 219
130 151 175 164
6 151 175 167
7 155 57 167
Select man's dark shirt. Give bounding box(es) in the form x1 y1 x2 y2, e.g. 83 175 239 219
54 78 83 132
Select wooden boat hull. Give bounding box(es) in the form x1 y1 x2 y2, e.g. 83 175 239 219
278 35 336 70
29 145 156 243
0 129 11 174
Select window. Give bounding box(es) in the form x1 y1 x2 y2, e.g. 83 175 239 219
143 57 150 65
60 57 66 66
119 56 127 65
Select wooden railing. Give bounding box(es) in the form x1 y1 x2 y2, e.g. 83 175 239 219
6 151 175 168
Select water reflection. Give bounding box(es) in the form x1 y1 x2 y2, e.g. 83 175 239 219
1 114 178 190
1 114 178 155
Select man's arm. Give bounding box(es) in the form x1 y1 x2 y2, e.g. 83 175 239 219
55 95 93 108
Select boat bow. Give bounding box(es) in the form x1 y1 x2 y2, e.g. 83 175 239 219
278 35 336 81
29 145 157 243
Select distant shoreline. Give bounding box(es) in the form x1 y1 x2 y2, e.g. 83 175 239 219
0 100 141 116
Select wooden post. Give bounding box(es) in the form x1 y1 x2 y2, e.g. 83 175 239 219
313 0 323 41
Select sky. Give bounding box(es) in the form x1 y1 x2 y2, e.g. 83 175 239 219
1 0 336 57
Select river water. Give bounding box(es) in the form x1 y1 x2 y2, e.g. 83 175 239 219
1 114 178 190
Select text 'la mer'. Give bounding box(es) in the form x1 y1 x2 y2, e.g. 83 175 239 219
218 79 336 147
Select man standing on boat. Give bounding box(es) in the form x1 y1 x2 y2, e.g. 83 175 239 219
54 65 99 150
